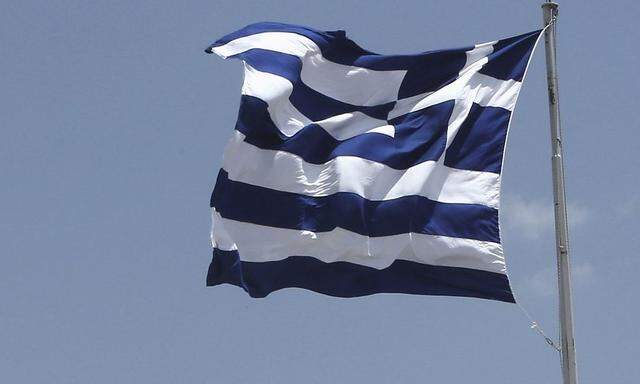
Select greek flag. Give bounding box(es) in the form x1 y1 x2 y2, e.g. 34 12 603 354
205 22 542 302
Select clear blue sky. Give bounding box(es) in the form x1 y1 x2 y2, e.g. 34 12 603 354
2 1 638 383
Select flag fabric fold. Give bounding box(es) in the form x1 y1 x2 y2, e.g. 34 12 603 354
205 22 542 302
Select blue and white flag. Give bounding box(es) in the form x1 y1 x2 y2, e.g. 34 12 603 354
205 22 542 302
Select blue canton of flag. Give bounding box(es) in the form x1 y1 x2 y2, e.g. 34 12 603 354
205 22 543 302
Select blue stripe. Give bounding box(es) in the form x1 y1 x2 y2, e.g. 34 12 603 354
444 104 511 173
479 30 541 82
206 22 470 98
212 170 500 243
206 22 469 71
207 22 541 97
236 95 451 170
236 95 509 174
234 49 394 121
206 248 515 302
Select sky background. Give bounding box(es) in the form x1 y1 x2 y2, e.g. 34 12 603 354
2 1 639 383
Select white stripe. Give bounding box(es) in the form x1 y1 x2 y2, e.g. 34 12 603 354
211 210 506 274
241 63 311 136
241 61 520 142
316 112 395 139
239 49 520 141
218 33 519 120
235 38 519 142
212 31 406 106
242 63 394 139
222 131 501 208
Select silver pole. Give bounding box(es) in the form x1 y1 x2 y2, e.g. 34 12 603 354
541 2 578 384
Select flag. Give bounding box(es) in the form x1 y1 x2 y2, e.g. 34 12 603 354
204 22 542 302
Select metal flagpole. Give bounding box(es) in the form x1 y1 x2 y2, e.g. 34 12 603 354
541 2 578 384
